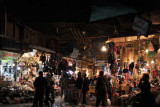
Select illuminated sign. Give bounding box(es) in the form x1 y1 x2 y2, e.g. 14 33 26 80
0 51 20 60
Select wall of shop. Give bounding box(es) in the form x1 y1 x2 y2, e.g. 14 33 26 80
0 1 5 35
0 8 59 54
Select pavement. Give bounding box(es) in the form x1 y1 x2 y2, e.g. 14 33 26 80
0 95 120 107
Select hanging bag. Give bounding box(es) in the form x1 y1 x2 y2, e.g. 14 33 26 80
107 93 111 106
107 98 111 106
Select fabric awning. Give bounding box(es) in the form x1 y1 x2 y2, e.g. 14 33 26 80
29 45 55 54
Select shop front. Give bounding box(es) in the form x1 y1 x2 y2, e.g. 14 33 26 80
17 49 62 95
17 49 55 85
0 50 20 83
0 49 62 104
106 35 160 106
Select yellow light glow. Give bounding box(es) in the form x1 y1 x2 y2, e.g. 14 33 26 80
146 63 149 66
145 49 149 53
151 60 154 64
75 71 78 74
86 69 89 77
28 68 31 72
101 46 107 52
82 31 86 35
24 53 29 57
12 63 15 66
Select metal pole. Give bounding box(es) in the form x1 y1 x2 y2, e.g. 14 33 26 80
138 35 141 69
137 33 141 77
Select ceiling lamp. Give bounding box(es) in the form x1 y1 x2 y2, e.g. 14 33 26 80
12 63 15 67
82 31 86 35
101 46 107 52
146 63 149 66
84 45 87 49
145 49 149 53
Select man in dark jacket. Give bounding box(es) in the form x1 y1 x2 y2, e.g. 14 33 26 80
32 71 47 107
138 74 155 107
96 71 108 107
82 73 89 105
75 72 83 105
45 73 55 105
59 74 65 97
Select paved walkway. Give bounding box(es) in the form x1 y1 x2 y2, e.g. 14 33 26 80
0 104 120 107
0 95 120 107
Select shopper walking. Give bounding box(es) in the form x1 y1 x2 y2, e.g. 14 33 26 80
64 74 70 101
75 72 83 105
70 76 76 84
59 74 65 97
146 69 152 82
82 73 89 105
44 73 51 105
32 71 47 107
96 71 108 107
138 74 155 107
89 77 94 85
49 73 55 104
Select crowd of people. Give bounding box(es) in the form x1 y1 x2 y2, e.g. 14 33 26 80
32 71 55 107
31 69 159 107
59 72 90 105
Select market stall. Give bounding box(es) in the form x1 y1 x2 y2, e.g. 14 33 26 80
0 50 21 84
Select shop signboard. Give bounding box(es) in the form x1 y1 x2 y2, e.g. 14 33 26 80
132 15 152 37
0 51 20 61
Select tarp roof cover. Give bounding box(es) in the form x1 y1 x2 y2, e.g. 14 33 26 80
90 1 137 22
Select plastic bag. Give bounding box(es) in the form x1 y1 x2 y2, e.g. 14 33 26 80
107 98 111 106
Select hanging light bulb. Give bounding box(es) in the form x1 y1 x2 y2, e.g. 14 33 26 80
12 63 15 67
151 60 154 64
17 67 21 70
145 49 149 53
82 31 86 35
101 46 107 52
84 45 87 49
146 63 149 66
158 48 160 54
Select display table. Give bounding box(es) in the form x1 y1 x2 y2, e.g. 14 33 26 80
0 85 34 104
120 94 129 107
112 93 120 106
0 80 12 87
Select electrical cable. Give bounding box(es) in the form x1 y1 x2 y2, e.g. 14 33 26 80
70 28 84 50
77 28 85 42
73 28 83 43
70 28 79 42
